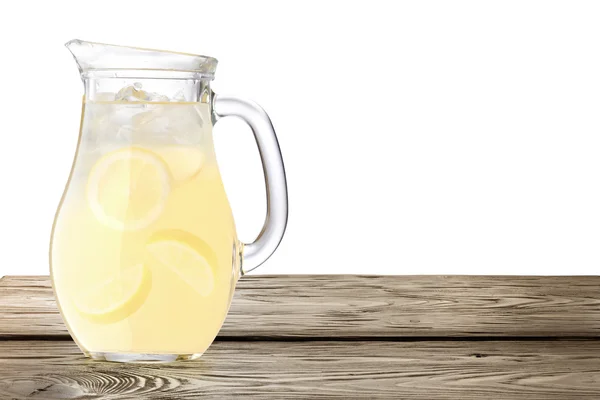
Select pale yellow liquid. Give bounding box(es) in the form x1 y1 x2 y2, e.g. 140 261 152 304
51 101 240 357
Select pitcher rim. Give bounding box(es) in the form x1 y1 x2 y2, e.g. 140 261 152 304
66 39 218 80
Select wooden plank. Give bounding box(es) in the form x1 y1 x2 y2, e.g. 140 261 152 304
2 275 600 338
0 340 599 399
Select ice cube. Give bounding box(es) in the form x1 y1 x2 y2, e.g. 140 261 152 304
128 105 203 144
116 125 136 142
165 106 205 144
93 92 116 102
115 85 148 102
132 108 168 133
86 102 138 149
171 90 186 102
147 92 170 102
114 83 173 103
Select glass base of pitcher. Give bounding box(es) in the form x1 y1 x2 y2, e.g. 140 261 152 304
86 351 203 363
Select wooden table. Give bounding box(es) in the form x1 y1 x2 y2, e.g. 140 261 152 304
1 275 599 399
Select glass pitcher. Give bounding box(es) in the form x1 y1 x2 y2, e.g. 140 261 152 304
50 40 288 362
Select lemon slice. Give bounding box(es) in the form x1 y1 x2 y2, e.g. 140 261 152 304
146 230 218 296
75 264 152 324
87 147 170 231
153 146 205 182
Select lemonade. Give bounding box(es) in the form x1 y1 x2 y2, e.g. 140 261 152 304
50 92 241 360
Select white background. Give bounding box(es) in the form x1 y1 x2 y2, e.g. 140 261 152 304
1 0 599 276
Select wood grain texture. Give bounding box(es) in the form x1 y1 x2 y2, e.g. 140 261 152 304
1 340 599 399
2 275 600 338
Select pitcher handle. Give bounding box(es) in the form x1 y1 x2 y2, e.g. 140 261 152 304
212 94 288 274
